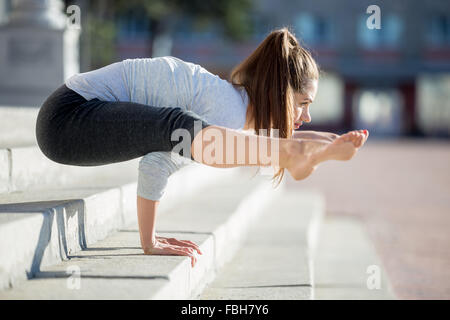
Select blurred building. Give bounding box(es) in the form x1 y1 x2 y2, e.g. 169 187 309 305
272 0 450 136
0 1 8 24
2 0 447 136
111 0 450 136
0 0 79 107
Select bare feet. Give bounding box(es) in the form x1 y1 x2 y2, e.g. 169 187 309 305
324 129 369 161
286 129 369 180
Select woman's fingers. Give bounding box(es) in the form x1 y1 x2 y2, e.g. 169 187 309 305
149 243 198 267
171 239 203 255
166 246 197 267
158 237 203 255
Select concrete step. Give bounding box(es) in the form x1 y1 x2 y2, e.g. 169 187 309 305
0 183 137 290
0 172 277 299
197 188 325 300
0 149 254 291
0 106 39 149
312 216 396 299
0 145 140 193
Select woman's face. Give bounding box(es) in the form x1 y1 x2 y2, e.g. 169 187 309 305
293 79 318 129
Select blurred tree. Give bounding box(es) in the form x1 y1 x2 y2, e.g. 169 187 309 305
66 0 254 68
115 0 254 56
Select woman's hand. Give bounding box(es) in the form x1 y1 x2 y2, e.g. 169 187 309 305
143 235 203 267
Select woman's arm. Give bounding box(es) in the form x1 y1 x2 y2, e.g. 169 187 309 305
292 130 339 142
137 196 202 267
191 125 368 180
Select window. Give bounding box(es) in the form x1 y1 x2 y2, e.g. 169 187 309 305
417 74 450 135
309 73 344 124
427 14 450 47
117 11 150 40
294 13 333 46
353 89 404 136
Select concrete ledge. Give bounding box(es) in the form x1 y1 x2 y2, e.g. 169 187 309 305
0 160 251 291
0 106 39 149
0 149 10 193
312 216 396 299
1 145 140 193
0 184 133 290
0 173 276 299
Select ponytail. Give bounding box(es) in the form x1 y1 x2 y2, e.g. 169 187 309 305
230 27 319 186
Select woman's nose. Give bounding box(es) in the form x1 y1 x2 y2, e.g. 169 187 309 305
301 109 311 123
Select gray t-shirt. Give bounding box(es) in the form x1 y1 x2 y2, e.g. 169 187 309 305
65 56 249 201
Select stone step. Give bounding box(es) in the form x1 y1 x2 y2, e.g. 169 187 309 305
0 183 137 290
0 106 39 149
0 172 277 299
0 149 253 291
197 188 325 300
0 145 140 194
312 216 396 299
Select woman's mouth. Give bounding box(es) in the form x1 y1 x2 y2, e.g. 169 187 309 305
294 122 302 129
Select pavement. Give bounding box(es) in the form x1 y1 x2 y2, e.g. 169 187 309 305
286 137 450 299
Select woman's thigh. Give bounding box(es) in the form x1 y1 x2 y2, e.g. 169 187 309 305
36 86 210 166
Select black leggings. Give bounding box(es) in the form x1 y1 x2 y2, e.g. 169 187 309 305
35 85 211 166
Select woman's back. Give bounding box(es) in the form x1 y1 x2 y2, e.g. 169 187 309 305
66 56 248 130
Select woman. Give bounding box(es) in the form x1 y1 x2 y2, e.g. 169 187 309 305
36 27 369 267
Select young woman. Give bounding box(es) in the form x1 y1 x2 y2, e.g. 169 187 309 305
36 27 369 267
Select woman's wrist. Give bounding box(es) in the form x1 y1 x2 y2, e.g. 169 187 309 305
143 238 157 253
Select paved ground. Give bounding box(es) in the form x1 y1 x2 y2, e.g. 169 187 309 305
286 137 450 300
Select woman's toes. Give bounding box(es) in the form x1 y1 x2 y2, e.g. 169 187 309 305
354 133 363 147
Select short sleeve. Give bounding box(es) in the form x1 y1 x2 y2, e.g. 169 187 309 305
137 151 191 201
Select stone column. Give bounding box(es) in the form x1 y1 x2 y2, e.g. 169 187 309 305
0 0 80 107
0 0 9 25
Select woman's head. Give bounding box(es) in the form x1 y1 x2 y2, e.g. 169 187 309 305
230 26 319 185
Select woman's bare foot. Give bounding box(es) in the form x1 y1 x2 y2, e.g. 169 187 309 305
324 129 369 161
285 129 369 180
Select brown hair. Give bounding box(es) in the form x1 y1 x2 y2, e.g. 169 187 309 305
230 27 319 186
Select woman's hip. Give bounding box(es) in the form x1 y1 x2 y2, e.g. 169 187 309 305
36 84 88 163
